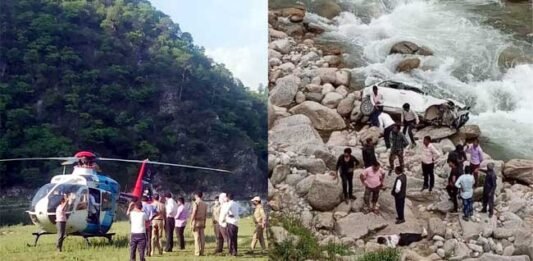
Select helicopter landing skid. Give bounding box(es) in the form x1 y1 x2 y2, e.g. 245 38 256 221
29 231 115 247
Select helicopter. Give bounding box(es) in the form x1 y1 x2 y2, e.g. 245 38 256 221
0 151 231 246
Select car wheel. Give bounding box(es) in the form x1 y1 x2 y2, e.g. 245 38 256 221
360 96 374 116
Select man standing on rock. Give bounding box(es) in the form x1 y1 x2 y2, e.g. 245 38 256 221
447 144 467 171
389 123 409 176
370 85 384 127
360 161 385 214
391 166 407 224
336 148 360 203
446 160 463 213
362 138 378 168
401 103 419 147
378 110 396 150
466 138 484 187
481 163 497 218
455 166 475 221
420 136 441 192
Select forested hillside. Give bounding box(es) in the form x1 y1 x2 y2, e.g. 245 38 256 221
0 0 267 197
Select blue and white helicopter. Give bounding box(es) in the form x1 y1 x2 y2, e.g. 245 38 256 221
0 151 231 246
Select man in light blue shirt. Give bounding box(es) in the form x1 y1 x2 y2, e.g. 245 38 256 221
455 166 475 221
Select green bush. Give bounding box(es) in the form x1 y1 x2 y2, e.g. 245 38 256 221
358 248 400 261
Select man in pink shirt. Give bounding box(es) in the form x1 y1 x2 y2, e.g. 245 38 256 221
174 197 188 250
465 138 484 186
360 161 385 214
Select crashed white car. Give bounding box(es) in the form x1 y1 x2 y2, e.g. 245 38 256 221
360 81 470 129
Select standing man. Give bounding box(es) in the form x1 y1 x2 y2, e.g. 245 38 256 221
401 103 419 147
362 137 378 168
420 136 441 192
56 194 69 252
389 123 409 176
481 163 497 218
212 195 224 254
250 196 266 253
217 193 230 254
455 166 475 221
127 201 148 261
336 148 360 203
175 197 188 250
448 144 467 170
391 166 407 224
141 196 156 256
446 160 463 213
370 85 384 127
150 194 165 256
466 138 484 186
220 193 240 256
163 192 177 252
191 192 207 256
378 110 396 150
360 161 385 214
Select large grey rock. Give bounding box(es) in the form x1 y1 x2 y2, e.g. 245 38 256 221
285 174 305 186
314 68 337 84
322 92 344 109
270 75 300 107
294 157 327 174
305 92 324 103
460 215 496 240
289 101 346 130
390 41 433 56
315 212 335 230
300 51 320 66
453 242 472 260
396 58 421 72
335 70 350 87
268 101 276 129
503 159 533 185
270 115 323 147
444 239 458 256
271 165 290 185
415 126 458 141
307 174 342 211
514 229 533 260
268 179 274 199
296 175 316 197
335 212 388 240
459 125 482 140
359 127 381 144
428 217 446 238
312 0 341 19
465 254 531 261
337 93 356 116
350 100 363 122
270 38 291 54
270 226 300 244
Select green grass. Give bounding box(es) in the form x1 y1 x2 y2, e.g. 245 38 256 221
0 217 267 261
357 248 400 261
268 214 352 261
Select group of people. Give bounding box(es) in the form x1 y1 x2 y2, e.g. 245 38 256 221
335 85 495 226
126 192 267 261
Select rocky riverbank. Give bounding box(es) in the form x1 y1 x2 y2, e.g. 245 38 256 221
267 4 533 261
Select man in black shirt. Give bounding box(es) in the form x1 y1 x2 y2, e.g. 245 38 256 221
481 163 497 218
391 166 407 224
447 144 467 169
362 138 378 168
446 160 463 212
336 148 360 203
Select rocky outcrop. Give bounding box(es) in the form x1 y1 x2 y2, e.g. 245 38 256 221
335 212 388 240
269 75 300 107
503 159 533 185
397 58 421 72
390 41 434 56
306 174 342 211
415 126 458 141
311 0 341 19
289 101 346 130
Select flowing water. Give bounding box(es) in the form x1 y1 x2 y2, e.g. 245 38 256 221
307 0 532 160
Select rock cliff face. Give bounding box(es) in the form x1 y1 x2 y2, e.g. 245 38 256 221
267 5 533 260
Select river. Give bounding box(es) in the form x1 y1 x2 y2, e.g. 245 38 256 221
305 0 532 160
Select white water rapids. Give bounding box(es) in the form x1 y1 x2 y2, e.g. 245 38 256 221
313 0 533 159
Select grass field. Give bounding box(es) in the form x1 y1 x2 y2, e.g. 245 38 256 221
0 217 268 261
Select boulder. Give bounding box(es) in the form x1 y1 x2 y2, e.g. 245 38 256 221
460 215 496 240
337 93 356 116
269 28 288 39
350 100 363 122
296 175 316 197
335 85 349 97
294 157 327 174
466 254 531 261
307 174 343 211
270 226 300 244
397 58 421 72
415 126 458 141
460 125 482 140
268 179 274 199
322 92 344 108
428 217 446 238
514 229 533 260
300 52 320 66
312 0 342 19
323 55 342 66
314 68 337 84
439 139 456 154
270 38 292 54
503 159 533 185
268 100 276 129
315 212 335 230
285 174 305 186
270 116 324 147
271 165 290 185
321 83 335 95
289 101 346 130
305 92 324 103
269 75 300 107
335 70 350 87
335 212 388 240
390 41 433 56
326 131 349 147
359 127 381 144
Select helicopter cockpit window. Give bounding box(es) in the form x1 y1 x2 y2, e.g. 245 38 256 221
47 184 83 213
30 183 55 212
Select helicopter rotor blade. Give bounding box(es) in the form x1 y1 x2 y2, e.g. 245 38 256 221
97 157 231 173
0 157 75 163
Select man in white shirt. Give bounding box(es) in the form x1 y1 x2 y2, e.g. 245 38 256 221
219 193 240 256
127 201 148 261
164 192 177 252
378 110 395 150
420 136 441 192
401 103 419 146
370 86 384 127
217 193 230 253
455 166 475 221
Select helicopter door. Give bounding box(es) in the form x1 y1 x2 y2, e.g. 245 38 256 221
88 188 101 224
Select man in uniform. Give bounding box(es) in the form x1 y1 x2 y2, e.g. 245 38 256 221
150 194 165 256
250 196 266 253
190 191 208 256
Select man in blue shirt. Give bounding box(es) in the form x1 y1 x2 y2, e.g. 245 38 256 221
141 196 157 256
455 166 475 221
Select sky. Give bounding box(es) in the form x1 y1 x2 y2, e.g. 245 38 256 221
148 0 268 90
